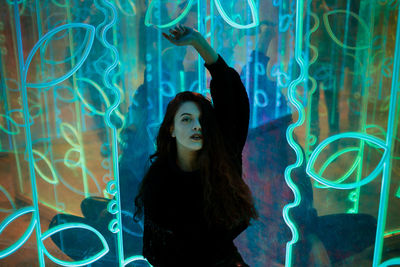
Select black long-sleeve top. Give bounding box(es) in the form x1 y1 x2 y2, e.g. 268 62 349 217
142 55 250 267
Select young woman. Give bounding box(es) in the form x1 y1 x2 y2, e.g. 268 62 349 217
134 25 258 267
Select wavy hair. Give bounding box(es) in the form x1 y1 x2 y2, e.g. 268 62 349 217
134 91 258 229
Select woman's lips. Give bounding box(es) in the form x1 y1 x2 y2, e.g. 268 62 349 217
190 134 202 140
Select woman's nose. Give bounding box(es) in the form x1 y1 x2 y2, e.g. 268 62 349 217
193 119 201 131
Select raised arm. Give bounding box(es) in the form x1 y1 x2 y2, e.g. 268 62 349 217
162 25 218 65
163 25 250 153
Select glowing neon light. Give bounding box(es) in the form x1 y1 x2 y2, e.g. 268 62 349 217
55 85 77 103
379 258 400 267
24 23 95 88
316 147 361 186
124 255 151 266
64 147 81 168
373 5 400 265
145 0 195 29
60 122 80 147
41 223 109 266
307 133 387 189
0 186 16 213
115 0 136 17
0 207 36 258
283 1 306 266
213 0 259 29
32 149 59 185
0 114 20 135
323 10 370 50
54 159 102 197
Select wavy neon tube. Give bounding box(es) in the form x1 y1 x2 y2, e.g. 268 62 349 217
283 1 306 266
98 1 126 266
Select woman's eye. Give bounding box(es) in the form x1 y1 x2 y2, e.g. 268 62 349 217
182 117 191 123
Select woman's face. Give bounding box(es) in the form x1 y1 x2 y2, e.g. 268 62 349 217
171 101 203 152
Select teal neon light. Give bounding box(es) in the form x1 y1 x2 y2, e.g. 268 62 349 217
379 258 400 267
373 5 400 266
145 0 195 29
0 186 16 213
283 0 306 266
24 23 95 88
0 114 20 135
323 10 371 50
313 147 361 188
41 223 109 266
213 0 259 29
145 0 259 30
307 133 387 189
0 207 36 258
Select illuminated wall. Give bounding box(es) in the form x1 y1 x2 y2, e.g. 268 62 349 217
0 0 399 266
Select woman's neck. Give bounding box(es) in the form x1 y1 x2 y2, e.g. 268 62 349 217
176 146 198 172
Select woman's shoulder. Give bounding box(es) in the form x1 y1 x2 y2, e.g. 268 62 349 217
145 159 169 184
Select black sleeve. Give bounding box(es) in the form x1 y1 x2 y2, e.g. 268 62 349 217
205 55 250 154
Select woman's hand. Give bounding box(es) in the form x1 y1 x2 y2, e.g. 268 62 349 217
162 24 218 65
162 25 201 47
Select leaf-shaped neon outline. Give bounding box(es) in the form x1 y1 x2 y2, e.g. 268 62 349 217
116 0 136 17
124 255 150 266
76 77 110 115
55 85 77 103
214 0 259 29
145 0 195 29
41 223 109 266
380 257 400 267
0 185 16 212
24 23 95 88
314 147 361 188
0 114 20 135
60 122 80 147
64 147 81 168
323 10 370 50
54 159 102 197
6 109 34 127
120 210 144 237
306 132 388 189
0 207 36 258
32 149 59 185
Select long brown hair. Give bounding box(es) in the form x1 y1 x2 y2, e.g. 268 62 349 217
134 91 258 228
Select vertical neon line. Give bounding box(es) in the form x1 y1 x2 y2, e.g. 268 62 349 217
372 5 400 266
351 2 375 214
99 1 123 265
197 0 205 95
13 0 44 265
157 0 162 122
283 0 306 266
252 0 259 128
65 0 90 197
7 3 24 193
